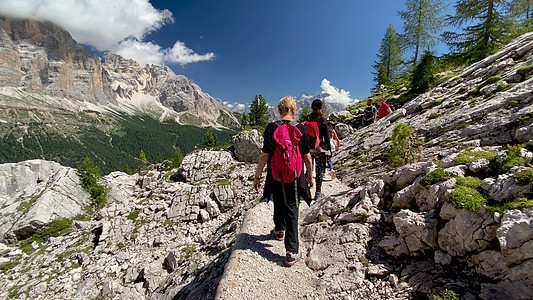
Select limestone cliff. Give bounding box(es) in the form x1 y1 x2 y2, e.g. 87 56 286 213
0 16 239 128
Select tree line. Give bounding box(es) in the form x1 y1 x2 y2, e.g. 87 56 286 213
0 114 237 174
374 0 532 93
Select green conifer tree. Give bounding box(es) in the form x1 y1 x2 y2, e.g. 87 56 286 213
203 131 219 148
241 112 250 130
443 0 507 61
506 0 533 38
398 0 445 66
139 149 148 164
249 95 270 128
508 0 533 21
411 50 438 93
298 106 311 123
172 147 184 168
372 24 404 90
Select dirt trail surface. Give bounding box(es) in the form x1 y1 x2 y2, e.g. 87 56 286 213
215 173 350 299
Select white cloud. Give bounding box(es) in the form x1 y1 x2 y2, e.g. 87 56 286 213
320 78 355 106
0 0 214 66
114 39 165 66
164 41 215 65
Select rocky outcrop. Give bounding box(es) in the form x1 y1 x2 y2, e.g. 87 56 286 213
0 160 90 241
297 32 533 299
232 129 263 163
0 152 259 300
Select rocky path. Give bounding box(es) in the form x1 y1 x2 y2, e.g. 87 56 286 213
215 171 350 299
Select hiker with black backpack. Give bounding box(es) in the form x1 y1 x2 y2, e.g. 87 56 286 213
303 99 331 199
362 98 378 126
254 96 314 266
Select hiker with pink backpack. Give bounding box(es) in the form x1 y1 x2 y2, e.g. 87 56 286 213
254 96 314 266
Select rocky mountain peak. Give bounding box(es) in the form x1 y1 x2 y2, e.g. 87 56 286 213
0 16 239 127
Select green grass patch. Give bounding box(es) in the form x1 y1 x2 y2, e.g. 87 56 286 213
489 145 531 175
314 214 330 223
178 244 196 265
480 76 502 87
429 288 460 300
429 112 442 119
217 178 232 185
513 168 533 186
346 149 370 160
455 150 497 165
509 100 519 106
331 207 351 216
496 83 517 92
19 217 81 254
488 197 533 213
444 185 487 212
517 65 533 76
456 176 482 188
359 256 370 267
127 209 141 222
419 169 453 189
0 259 18 273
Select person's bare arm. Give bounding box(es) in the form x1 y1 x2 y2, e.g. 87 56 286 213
334 131 340 151
254 152 270 191
303 153 314 188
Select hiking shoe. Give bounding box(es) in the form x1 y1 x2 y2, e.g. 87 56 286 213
272 229 284 241
315 192 325 199
285 251 301 266
330 170 336 179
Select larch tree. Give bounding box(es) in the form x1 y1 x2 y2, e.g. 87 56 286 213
372 24 404 90
443 0 508 60
508 0 533 20
507 0 533 32
398 0 445 67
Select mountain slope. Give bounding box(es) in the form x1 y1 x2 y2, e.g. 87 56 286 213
0 17 240 173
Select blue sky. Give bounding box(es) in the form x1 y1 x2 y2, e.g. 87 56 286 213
147 0 434 106
0 0 454 108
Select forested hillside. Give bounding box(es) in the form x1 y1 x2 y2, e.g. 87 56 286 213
0 114 236 174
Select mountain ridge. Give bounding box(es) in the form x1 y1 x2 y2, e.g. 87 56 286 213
0 16 239 128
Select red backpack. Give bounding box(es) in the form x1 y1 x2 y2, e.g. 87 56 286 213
303 120 321 152
271 121 303 183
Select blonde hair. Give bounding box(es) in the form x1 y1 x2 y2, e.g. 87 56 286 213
278 96 297 116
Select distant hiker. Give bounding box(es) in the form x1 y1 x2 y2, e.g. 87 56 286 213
326 121 340 179
303 99 331 199
377 97 393 119
362 99 378 126
254 95 314 267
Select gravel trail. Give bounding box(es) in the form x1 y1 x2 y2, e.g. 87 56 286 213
216 171 350 299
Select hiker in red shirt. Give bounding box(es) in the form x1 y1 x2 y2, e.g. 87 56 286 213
377 97 393 119
254 96 313 266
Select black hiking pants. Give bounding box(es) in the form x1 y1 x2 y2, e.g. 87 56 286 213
313 153 326 195
272 181 299 254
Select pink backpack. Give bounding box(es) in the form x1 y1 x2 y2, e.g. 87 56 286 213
271 121 303 183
